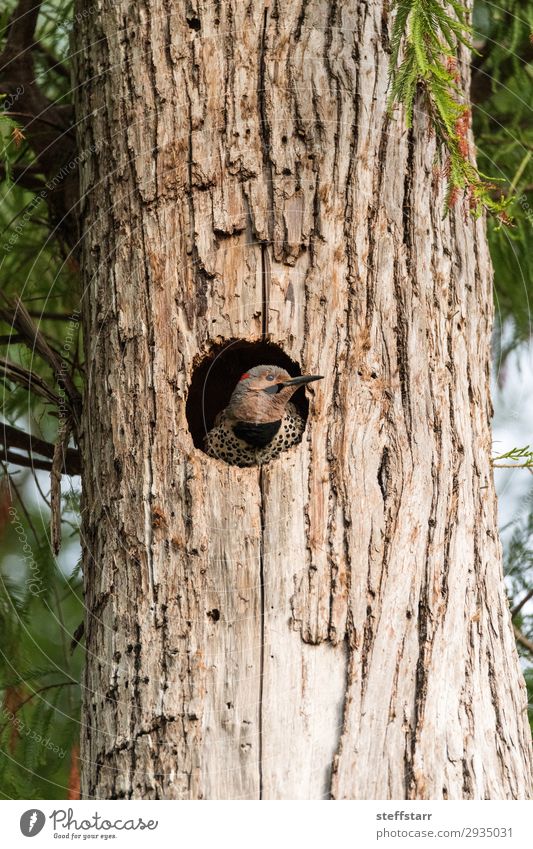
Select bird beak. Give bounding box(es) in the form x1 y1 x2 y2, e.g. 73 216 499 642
281 374 324 387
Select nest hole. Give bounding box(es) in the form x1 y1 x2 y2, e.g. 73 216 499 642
186 339 310 453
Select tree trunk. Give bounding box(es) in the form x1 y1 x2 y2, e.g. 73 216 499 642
74 0 532 799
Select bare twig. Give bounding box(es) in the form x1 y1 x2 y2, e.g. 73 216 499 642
513 624 533 655
26 311 76 322
512 588 533 619
0 449 55 472
0 0 42 61
0 357 60 404
0 335 26 345
0 163 46 192
31 40 70 80
0 422 80 475
70 621 84 654
0 110 73 135
0 681 77 736
493 463 533 469
0 295 81 422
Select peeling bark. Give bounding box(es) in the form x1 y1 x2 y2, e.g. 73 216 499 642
74 0 532 799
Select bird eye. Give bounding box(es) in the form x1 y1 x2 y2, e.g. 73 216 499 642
266 374 275 381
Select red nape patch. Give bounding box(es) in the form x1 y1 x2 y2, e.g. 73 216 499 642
239 373 251 380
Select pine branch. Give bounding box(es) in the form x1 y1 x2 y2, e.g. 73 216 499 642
388 0 512 223
492 445 533 470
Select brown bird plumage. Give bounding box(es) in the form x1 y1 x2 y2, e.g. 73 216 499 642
204 365 323 467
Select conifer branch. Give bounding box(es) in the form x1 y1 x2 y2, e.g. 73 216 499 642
388 0 512 222
492 445 533 470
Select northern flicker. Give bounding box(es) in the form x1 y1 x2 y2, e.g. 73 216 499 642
204 365 323 467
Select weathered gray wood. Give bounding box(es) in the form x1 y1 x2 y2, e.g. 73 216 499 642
74 0 532 799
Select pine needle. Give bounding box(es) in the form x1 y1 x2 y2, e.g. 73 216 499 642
388 0 513 223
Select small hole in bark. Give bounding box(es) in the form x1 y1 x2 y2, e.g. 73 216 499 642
187 17 201 30
207 608 220 622
186 339 311 464
282 167 292 175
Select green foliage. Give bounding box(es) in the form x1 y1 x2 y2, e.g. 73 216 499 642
0 497 83 799
0 112 25 183
0 0 79 319
0 1 83 799
480 0 533 713
472 0 533 353
503 495 533 730
389 0 512 220
493 445 533 469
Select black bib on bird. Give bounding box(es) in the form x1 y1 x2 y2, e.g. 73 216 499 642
232 419 282 447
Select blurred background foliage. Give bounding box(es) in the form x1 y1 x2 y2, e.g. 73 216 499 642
0 0 531 799
472 0 533 355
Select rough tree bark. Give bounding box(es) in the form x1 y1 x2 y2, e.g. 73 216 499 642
74 0 532 799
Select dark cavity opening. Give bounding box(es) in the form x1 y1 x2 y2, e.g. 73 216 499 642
186 339 310 455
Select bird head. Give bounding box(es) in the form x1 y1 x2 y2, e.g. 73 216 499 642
226 365 323 423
